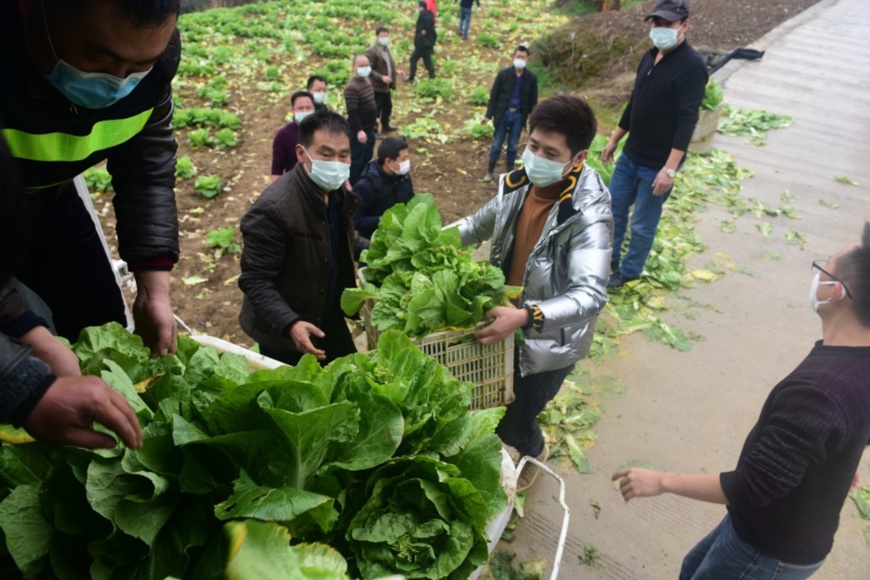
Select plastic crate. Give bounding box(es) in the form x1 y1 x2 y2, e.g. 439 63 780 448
691 103 723 142
359 272 515 410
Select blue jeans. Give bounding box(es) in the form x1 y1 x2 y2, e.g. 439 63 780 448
458 7 472 37
681 515 823 580
488 110 523 166
609 153 671 279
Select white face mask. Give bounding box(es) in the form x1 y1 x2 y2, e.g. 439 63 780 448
809 272 844 312
302 147 350 192
649 26 680 51
396 159 411 175
294 111 313 123
513 58 527 70
521 149 578 187
312 91 327 104
378 37 390 47
357 66 372 78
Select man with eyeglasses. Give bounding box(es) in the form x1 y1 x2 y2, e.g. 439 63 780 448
602 0 707 288
614 223 870 579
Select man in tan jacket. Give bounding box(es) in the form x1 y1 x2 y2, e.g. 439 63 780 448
365 26 404 135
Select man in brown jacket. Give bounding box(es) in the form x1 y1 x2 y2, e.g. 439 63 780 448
239 111 359 367
344 54 379 185
366 26 404 135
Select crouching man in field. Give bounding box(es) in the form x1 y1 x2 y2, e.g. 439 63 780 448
451 95 614 491
239 111 359 367
614 222 870 579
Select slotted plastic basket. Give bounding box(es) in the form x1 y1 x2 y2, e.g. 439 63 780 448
359 270 515 410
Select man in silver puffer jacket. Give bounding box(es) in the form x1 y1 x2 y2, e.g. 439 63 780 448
452 95 613 490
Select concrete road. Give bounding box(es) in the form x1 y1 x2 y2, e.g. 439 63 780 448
507 0 870 577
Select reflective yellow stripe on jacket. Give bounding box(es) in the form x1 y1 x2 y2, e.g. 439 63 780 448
1 108 153 162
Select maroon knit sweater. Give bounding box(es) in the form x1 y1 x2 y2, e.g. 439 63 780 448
720 342 870 564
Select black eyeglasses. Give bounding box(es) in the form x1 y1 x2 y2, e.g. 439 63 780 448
811 259 853 299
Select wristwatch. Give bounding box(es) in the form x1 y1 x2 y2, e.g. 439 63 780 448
665 167 677 178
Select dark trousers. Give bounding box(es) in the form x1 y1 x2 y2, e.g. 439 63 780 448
408 47 435 80
259 307 357 367
488 110 524 166
349 128 375 185
19 183 127 341
497 356 575 457
373 90 393 129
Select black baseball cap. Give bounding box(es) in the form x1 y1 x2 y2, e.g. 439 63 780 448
645 0 690 22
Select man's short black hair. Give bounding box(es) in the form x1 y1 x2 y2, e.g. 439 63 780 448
306 75 326 90
528 95 597 155
290 91 314 108
514 45 530 57
376 26 389 35
378 137 409 165
418 1 427 8
835 222 870 327
48 0 180 27
299 110 351 148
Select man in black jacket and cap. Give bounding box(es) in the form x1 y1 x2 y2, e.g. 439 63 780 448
407 0 437 82
483 45 538 182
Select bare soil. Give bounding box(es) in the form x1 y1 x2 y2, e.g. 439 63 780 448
97 0 822 346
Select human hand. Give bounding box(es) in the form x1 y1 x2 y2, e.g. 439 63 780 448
397 69 406 77
289 321 327 361
612 468 665 502
481 117 490 124
851 470 861 491
357 130 368 145
421 30 427 36
601 140 618 165
381 75 391 84
652 169 674 196
19 325 81 376
133 270 177 357
473 306 527 345
22 376 143 449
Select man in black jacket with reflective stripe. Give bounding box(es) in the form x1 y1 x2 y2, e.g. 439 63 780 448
1 0 181 355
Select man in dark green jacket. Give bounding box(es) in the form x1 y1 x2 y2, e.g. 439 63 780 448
239 111 359 366
1 0 181 355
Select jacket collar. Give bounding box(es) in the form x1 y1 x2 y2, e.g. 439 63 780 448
502 163 586 226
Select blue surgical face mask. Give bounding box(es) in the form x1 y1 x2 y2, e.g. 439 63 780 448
302 147 350 192
357 66 372 78
649 26 680 51
522 149 579 187
294 111 313 124
40 4 150 108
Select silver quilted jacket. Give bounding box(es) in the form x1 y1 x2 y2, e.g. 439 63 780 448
451 164 613 377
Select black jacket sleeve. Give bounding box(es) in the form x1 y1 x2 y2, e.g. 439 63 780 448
671 65 709 152
352 176 382 236
238 198 301 335
107 29 182 267
0 335 55 425
486 69 504 121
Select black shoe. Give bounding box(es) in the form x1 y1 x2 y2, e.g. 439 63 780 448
607 272 638 289
384 125 399 132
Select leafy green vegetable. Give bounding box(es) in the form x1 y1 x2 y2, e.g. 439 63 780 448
344 195 509 338
700 79 724 112
586 133 624 186
835 175 858 185
718 105 791 145
194 175 222 199
0 326 507 579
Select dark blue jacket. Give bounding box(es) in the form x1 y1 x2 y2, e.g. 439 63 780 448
353 161 414 240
